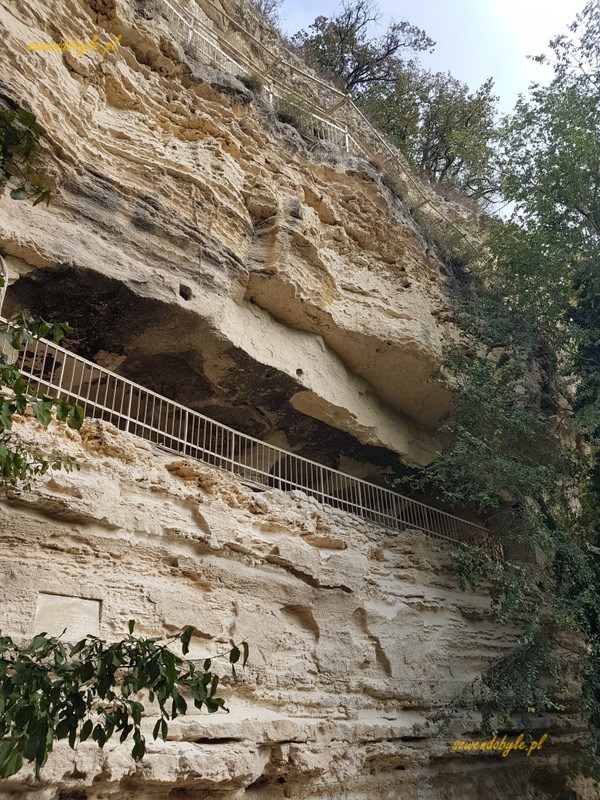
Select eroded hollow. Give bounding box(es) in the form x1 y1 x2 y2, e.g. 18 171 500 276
7 265 404 483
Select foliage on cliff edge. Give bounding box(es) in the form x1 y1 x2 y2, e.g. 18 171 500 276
399 0 600 777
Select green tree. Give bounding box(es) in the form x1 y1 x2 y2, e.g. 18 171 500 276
290 0 434 95
409 0 600 775
499 0 600 431
358 62 422 150
496 6 600 769
361 68 498 201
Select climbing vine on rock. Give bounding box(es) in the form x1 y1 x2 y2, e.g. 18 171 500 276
0 103 76 488
0 312 84 489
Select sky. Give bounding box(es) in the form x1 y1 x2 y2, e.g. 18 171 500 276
280 0 587 114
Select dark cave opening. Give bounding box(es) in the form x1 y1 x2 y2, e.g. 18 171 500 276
5 264 406 487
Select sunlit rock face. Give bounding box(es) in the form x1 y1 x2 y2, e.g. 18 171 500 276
0 0 463 478
0 416 588 800
0 2 592 799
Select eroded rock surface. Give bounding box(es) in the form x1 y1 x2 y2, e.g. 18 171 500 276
0 0 461 474
0 418 590 799
0 1 593 798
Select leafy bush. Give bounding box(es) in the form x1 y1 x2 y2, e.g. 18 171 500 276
381 171 405 201
0 312 83 489
275 93 313 137
237 73 263 94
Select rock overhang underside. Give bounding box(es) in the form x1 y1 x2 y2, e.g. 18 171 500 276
1 0 463 479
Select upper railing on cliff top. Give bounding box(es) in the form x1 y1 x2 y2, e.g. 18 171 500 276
157 0 481 254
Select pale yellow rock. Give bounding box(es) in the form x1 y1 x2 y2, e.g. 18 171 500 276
0 418 583 799
0 2 590 798
0 0 454 470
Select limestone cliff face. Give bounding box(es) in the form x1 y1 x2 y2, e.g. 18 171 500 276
0 417 589 799
0 0 462 478
0 1 593 799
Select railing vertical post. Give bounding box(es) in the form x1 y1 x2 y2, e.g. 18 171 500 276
230 430 236 470
356 481 364 518
125 387 133 433
0 256 7 320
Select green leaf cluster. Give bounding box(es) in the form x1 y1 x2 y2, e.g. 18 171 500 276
406 3 600 770
0 310 83 489
0 625 248 778
361 68 498 202
0 105 52 207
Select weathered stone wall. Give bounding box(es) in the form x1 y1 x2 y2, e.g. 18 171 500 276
0 416 590 799
0 0 594 797
0 0 463 481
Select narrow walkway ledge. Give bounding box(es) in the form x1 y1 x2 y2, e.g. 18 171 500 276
1 316 490 549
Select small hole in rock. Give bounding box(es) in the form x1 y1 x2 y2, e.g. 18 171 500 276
179 284 192 301
296 368 303 377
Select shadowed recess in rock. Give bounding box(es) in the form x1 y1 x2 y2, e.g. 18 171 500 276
6 265 407 482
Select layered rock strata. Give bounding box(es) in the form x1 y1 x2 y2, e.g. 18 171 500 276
1 0 462 477
0 416 590 799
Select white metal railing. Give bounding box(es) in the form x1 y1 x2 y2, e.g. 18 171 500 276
1 318 490 547
162 0 242 76
160 0 359 154
156 0 480 252
267 86 352 152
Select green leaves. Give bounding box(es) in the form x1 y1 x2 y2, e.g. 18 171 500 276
361 67 498 202
0 401 14 430
179 625 193 655
0 105 52 207
0 741 23 778
0 628 248 778
80 719 93 741
416 0 600 770
31 398 53 427
0 314 84 489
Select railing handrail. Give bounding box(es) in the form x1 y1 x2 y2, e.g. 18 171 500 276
1 315 488 544
157 0 481 254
